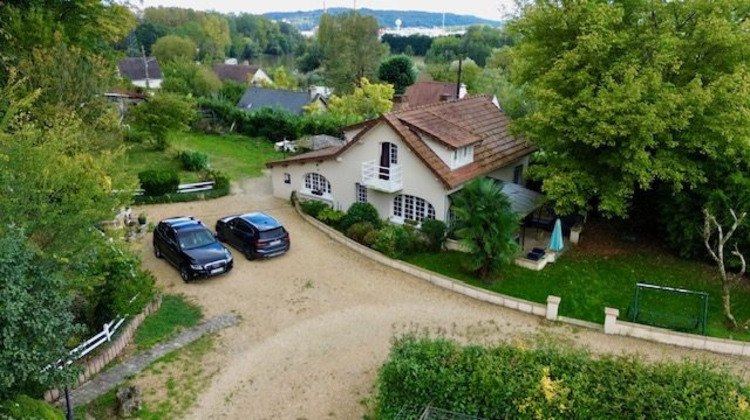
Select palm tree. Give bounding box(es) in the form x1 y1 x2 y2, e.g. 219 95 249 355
451 177 520 282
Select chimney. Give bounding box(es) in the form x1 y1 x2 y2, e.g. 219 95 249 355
393 94 408 111
439 93 452 102
458 83 468 99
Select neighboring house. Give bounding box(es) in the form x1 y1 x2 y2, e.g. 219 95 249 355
267 95 538 224
212 64 271 85
396 81 468 110
117 57 162 89
237 86 328 115
104 90 147 117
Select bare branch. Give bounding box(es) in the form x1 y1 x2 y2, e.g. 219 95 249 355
723 210 747 246
732 243 747 279
703 208 721 264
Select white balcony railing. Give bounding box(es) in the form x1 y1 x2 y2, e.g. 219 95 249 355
362 160 403 193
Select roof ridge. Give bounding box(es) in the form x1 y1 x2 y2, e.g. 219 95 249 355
387 93 492 116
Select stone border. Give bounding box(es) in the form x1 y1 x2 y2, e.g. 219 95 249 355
44 295 163 402
296 202 750 358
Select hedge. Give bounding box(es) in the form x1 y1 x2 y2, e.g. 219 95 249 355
133 182 230 205
0 395 64 420
138 169 179 196
374 336 750 419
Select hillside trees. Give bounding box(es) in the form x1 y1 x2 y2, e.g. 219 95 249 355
509 0 750 217
152 35 198 63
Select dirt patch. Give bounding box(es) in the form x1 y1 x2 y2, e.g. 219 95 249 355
574 218 665 257
132 177 750 419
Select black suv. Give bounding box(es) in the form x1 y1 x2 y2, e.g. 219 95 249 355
215 212 290 260
153 216 233 282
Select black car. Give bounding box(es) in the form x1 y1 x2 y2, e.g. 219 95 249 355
215 212 290 260
153 216 233 282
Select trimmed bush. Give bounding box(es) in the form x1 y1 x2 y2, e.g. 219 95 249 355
372 224 413 259
300 200 330 219
179 149 209 171
363 229 380 247
347 222 376 244
340 202 381 231
375 336 750 419
420 219 447 251
138 169 179 196
318 207 345 227
0 395 64 419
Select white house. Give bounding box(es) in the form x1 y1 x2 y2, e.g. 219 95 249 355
212 64 272 86
267 95 538 224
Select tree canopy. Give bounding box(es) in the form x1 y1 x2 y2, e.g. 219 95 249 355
378 55 417 95
327 78 394 122
509 0 750 217
152 35 198 63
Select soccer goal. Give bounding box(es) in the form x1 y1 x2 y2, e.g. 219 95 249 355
627 282 709 335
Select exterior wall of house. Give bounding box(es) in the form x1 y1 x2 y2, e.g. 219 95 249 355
271 122 452 222
343 126 367 142
486 156 530 184
421 134 454 167
131 79 162 89
251 69 272 85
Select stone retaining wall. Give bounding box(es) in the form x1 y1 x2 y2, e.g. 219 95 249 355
296 201 750 358
44 295 163 402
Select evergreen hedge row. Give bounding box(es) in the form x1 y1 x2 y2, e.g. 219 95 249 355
374 336 750 419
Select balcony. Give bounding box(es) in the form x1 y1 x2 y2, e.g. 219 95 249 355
361 160 403 193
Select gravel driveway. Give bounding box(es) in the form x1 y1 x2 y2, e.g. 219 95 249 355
136 176 750 419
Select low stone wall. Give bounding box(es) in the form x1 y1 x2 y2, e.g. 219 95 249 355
604 307 750 357
296 202 750 358
44 295 163 402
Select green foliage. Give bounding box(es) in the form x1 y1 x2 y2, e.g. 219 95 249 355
219 80 247 104
227 13 304 57
420 219 447 251
152 35 197 63
179 149 209 171
428 58 481 91
143 8 230 62
300 200 330 219
340 202 382 232
509 0 750 217
131 93 196 150
317 12 389 94
133 182 230 205
346 222 377 245
425 35 463 64
138 169 180 196
459 25 510 67
124 128 151 144
372 224 413 259
162 62 222 99
264 66 298 90
363 229 380 247
381 34 433 56
452 178 520 281
327 78 394 121
317 207 345 227
0 395 64 420
0 228 83 399
134 295 202 350
375 336 750 419
378 55 417 95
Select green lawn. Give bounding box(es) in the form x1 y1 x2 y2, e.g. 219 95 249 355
124 132 284 183
403 250 750 341
134 294 203 350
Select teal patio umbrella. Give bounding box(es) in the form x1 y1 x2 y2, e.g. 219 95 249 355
548 219 564 252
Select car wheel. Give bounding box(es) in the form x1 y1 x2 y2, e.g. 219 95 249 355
154 245 162 259
180 266 191 283
244 246 255 261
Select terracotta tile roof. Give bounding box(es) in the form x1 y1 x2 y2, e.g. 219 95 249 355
267 95 537 189
212 64 260 83
404 81 458 108
266 146 343 166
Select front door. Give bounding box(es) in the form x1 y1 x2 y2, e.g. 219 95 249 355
379 142 395 180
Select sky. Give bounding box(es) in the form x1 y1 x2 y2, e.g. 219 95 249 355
138 0 518 21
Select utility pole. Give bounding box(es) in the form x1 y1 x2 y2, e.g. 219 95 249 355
141 45 150 90
456 57 463 99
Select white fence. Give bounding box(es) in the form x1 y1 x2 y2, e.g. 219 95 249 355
134 180 215 196
71 317 126 360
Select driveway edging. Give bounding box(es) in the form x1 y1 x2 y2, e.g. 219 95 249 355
295 201 750 358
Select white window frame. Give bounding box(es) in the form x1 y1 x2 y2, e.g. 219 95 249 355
451 146 473 169
303 172 332 198
283 173 291 184
393 195 436 223
355 183 368 203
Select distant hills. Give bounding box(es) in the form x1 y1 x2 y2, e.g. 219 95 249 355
264 8 502 31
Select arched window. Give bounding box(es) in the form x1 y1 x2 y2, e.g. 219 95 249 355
303 173 332 196
393 195 435 222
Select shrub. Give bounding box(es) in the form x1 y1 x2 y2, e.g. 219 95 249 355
133 172 230 205
317 207 345 227
0 395 64 419
375 336 750 420
123 128 150 144
138 169 179 196
363 229 380 247
405 224 430 253
420 219 447 251
340 202 381 231
372 224 413 258
300 200 330 219
179 149 209 171
347 222 376 244
203 169 230 190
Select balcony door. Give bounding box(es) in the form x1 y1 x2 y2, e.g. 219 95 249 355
379 142 397 180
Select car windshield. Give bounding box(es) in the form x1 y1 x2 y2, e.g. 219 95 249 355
178 229 216 250
259 228 285 239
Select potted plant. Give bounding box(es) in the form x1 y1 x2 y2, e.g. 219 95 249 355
137 212 147 226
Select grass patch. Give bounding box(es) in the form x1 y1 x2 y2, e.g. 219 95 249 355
134 295 203 351
123 131 284 183
402 250 750 341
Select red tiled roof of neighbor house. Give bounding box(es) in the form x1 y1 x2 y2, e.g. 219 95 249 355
212 64 260 83
267 95 536 189
404 81 458 108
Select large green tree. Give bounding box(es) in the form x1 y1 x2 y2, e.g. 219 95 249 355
451 177 520 282
509 0 750 217
130 93 197 150
318 12 388 94
152 35 197 63
327 78 394 121
378 55 417 95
